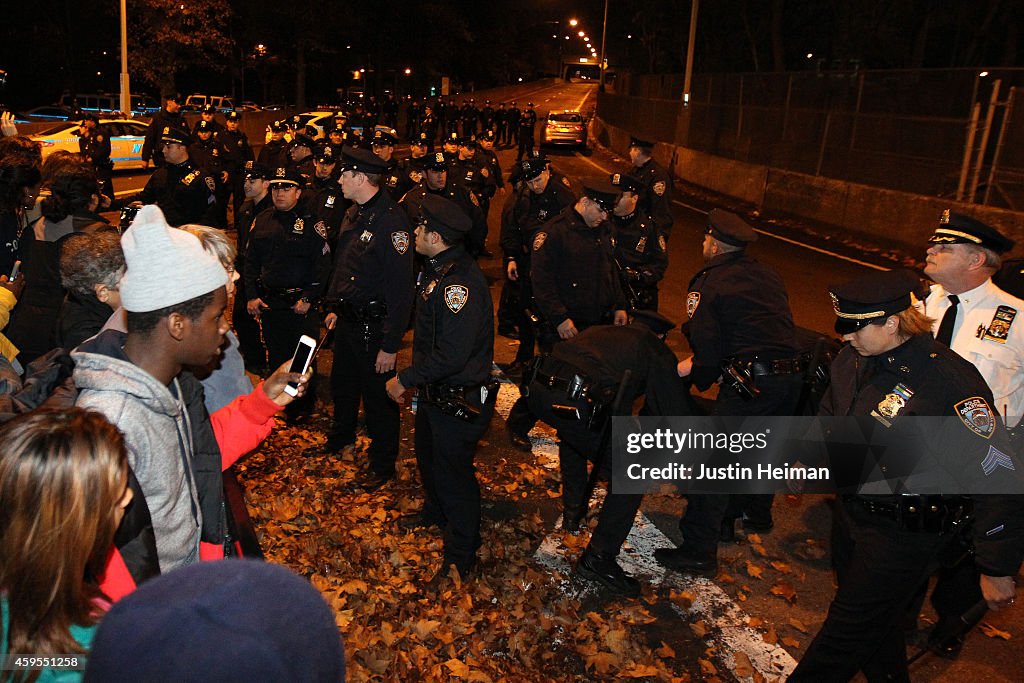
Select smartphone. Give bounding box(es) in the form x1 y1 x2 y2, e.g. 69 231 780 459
9 260 21 280
284 335 317 397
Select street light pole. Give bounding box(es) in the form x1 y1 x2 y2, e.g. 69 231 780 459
119 0 131 114
598 0 608 90
682 0 699 106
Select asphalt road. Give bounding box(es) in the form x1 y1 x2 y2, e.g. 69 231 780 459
111 79 1023 681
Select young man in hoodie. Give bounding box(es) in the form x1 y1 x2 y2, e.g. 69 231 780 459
73 205 308 597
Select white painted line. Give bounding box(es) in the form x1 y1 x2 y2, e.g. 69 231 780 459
114 189 137 198
492 374 798 680
572 152 886 271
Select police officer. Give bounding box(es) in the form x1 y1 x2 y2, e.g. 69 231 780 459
141 93 189 168
914 212 1024 656
258 120 290 170
517 102 538 161
506 101 521 148
441 132 461 165
218 111 254 214
309 145 339 190
394 133 431 198
287 134 316 185
495 102 509 145
499 157 577 374
244 167 331 407
477 130 505 196
370 128 405 201
628 137 674 240
324 122 346 158
609 172 667 311
399 152 487 257
419 105 437 148
444 99 459 137
655 210 801 574
189 120 229 227
78 114 113 199
480 100 495 134
233 162 273 370
323 146 415 489
451 135 496 240
305 147 349 246
460 99 477 137
405 99 421 140
198 104 223 135
527 312 689 595
789 268 1024 682
386 193 496 585
136 127 218 227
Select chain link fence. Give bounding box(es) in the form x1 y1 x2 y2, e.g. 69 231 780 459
599 68 1024 210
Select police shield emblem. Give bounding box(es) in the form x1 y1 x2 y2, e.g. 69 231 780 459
292 217 305 234
653 181 667 196
533 232 547 251
314 220 328 239
325 194 336 208
445 285 469 313
686 292 700 317
956 397 995 439
391 231 410 254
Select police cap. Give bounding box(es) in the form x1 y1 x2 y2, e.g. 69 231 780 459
928 210 1015 254
339 145 389 174
517 158 546 182
706 209 757 247
581 179 620 213
411 132 430 147
629 136 655 150
195 120 215 133
268 167 303 187
165 93 183 104
423 152 448 172
458 134 477 148
609 172 643 194
371 128 398 147
244 162 271 181
829 269 921 335
225 111 240 122
160 126 190 146
269 120 286 133
420 194 472 243
630 310 676 336
443 132 460 147
290 133 315 150
315 145 336 164
482 129 496 142
201 104 216 114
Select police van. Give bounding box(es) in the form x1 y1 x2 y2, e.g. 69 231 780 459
57 93 159 116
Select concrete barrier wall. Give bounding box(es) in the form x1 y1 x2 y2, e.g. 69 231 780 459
592 115 1024 253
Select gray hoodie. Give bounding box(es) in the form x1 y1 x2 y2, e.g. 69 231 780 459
73 330 202 571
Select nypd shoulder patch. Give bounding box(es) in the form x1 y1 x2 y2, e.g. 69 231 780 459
445 284 468 313
314 220 328 239
533 232 547 251
956 396 995 439
653 180 667 196
686 291 700 318
391 231 410 254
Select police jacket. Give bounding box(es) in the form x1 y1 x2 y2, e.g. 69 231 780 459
141 108 190 163
479 148 505 189
380 159 406 201
400 182 487 257
306 184 349 246
326 188 415 353
500 181 576 266
216 129 253 172
531 207 627 328
611 209 667 286
243 200 331 302
684 251 798 391
633 157 674 238
397 244 493 389
138 158 217 227
233 193 272 271
822 333 1024 577
924 279 1024 428
451 154 496 200
548 324 691 417
519 109 537 131
257 139 288 171
395 156 427 198
189 139 227 181
80 127 112 169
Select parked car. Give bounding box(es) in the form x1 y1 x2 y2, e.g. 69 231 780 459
239 101 262 112
22 106 72 121
30 119 149 170
264 111 343 143
184 94 235 113
540 110 588 149
57 93 158 117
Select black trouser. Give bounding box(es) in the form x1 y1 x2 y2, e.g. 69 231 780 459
415 396 493 571
680 374 801 558
511 277 539 365
790 500 952 682
232 278 265 368
497 279 519 333
516 129 534 160
529 384 643 557
329 317 399 474
260 306 320 413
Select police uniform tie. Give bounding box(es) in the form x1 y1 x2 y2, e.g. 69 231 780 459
935 294 960 346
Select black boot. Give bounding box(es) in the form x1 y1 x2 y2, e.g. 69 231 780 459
654 546 718 575
576 550 640 596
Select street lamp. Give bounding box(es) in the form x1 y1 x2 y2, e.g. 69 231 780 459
569 18 578 27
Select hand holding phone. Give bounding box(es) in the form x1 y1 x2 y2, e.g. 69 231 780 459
283 335 317 397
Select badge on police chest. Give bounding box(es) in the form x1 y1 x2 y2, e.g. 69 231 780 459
359 230 373 243
871 382 914 427
325 195 336 208
445 285 468 313
292 217 304 234
956 396 995 439
636 236 647 253
983 305 1016 344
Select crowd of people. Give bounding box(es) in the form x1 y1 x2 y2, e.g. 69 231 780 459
0 92 1022 683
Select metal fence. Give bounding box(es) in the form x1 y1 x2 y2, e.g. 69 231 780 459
599 68 1024 210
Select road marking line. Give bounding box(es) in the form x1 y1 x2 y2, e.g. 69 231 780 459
492 378 798 681
571 153 886 271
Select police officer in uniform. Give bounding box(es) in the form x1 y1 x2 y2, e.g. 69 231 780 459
913 212 1024 655
609 172 667 311
189 120 230 227
499 157 577 374
628 137 674 240
218 110 254 214
527 311 689 595
394 133 431 198
287 134 316 185
141 93 189 168
233 162 273 370
323 146 415 489
478 130 505 196
405 99 421 140
305 147 349 246
258 120 290 170
655 210 801 574
198 104 223 135
460 99 478 137
370 128 405 201
78 114 113 200
506 101 521 148
517 102 538 161
495 102 509 145
451 135 496 240
480 100 495 134
789 268 1024 682
400 152 487 258
444 99 459 137
420 105 437 148
386 193 497 585
441 132 461 165
136 127 218 227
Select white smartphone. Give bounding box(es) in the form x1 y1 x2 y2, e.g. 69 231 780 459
9 260 21 280
283 334 317 397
